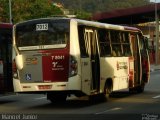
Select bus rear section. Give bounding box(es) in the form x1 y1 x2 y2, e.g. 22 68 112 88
13 19 81 102
0 23 13 93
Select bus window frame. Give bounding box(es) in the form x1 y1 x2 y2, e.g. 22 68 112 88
78 25 89 58
110 30 123 57
98 29 112 57
15 20 70 51
121 32 132 56
98 29 132 57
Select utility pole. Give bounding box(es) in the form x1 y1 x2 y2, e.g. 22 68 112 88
155 1 159 65
9 0 12 23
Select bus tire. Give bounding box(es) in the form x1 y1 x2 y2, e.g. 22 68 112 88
104 79 113 100
129 84 145 93
129 88 136 93
137 84 145 93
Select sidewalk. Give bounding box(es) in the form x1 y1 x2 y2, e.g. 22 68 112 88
150 64 160 72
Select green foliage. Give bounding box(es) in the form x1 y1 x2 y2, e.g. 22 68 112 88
75 10 92 20
0 0 150 23
53 0 150 13
105 0 150 12
0 0 63 23
0 0 10 22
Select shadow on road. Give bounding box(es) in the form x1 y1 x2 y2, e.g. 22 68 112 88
24 95 109 110
23 91 142 110
20 91 154 112
35 101 102 109
110 91 133 98
0 100 16 104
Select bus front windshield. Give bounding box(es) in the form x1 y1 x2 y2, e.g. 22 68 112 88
15 20 70 50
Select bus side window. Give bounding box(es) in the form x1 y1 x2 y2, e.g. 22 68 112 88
78 26 88 57
123 45 131 56
122 32 131 56
98 29 111 57
100 44 111 56
112 45 121 56
139 35 147 57
110 31 122 57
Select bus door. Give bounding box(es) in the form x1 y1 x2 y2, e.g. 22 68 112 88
130 34 141 86
139 35 150 83
84 29 100 92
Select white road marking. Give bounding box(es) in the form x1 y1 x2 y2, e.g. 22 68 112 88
34 97 46 100
95 107 122 114
152 95 160 99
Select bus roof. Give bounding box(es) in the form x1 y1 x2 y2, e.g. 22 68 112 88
75 19 125 30
15 17 140 32
75 19 140 32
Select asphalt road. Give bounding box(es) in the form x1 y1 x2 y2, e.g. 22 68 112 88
0 71 160 120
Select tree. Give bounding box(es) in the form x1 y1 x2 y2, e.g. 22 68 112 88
75 10 92 20
53 0 150 13
0 0 63 23
0 0 10 22
0 0 151 23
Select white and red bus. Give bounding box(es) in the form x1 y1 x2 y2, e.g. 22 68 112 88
12 18 150 102
0 23 13 93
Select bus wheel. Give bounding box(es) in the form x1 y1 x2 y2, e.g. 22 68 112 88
129 88 136 93
129 87 138 94
47 93 67 103
129 84 145 93
136 84 145 93
104 80 112 100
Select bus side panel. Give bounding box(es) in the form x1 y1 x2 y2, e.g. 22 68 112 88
117 57 129 89
100 57 129 91
100 58 114 91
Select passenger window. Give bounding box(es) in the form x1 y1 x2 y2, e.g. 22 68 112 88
110 31 122 57
112 45 122 57
123 44 131 56
122 32 131 56
78 26 89 57
110 31 121 43
98 29 111 57
139 35 147 58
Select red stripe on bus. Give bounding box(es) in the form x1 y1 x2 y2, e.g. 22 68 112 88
129 57 134 88
42 49 69 82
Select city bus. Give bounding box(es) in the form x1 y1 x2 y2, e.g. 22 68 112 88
12 18 150 102
0 23 13 93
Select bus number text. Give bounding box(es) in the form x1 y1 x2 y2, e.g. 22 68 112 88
36 23 48 31
51 56 65 60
